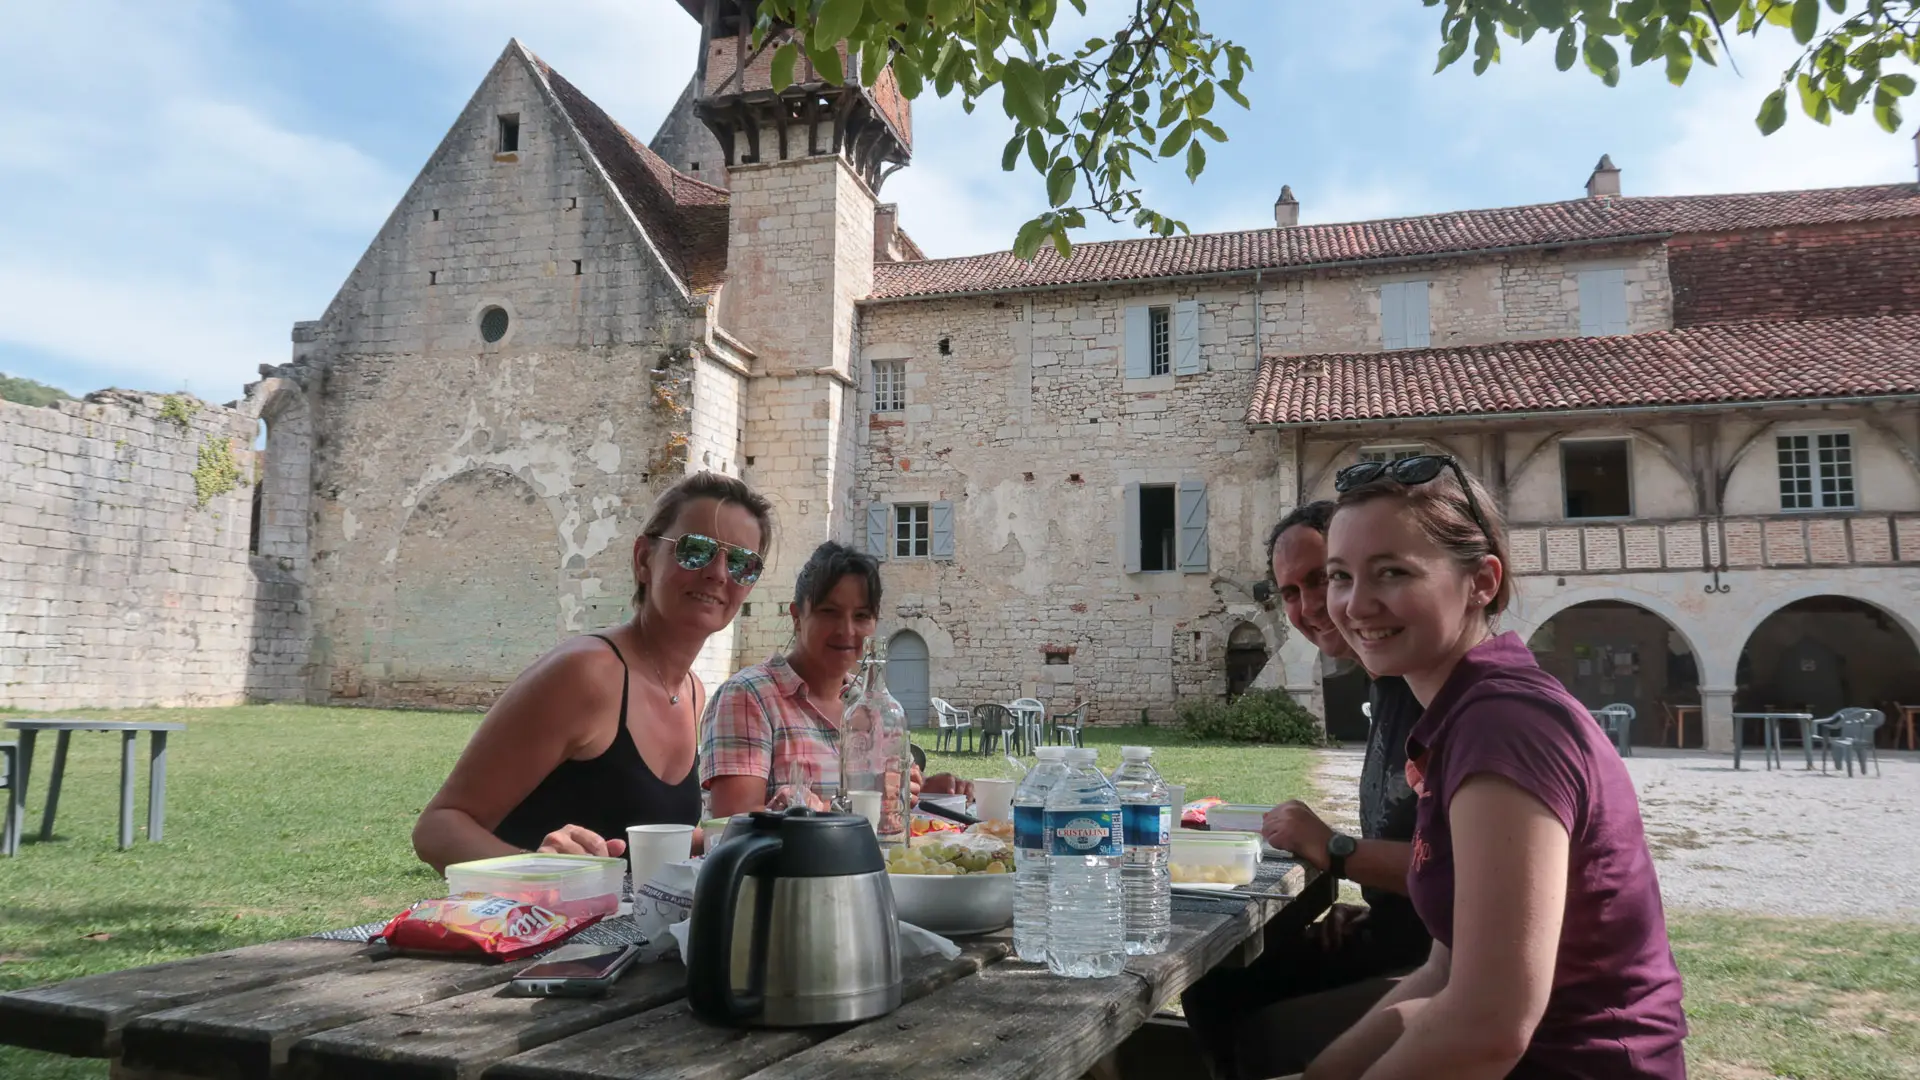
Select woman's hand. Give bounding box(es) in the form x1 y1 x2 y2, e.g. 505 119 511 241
537 824 627 858
921 772 974 797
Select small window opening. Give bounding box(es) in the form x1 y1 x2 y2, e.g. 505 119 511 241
690 161 701 172
742 603 752 617
745 455 756 466
1139 484 1176 572
893 503 931 558
1562 439 1633 518
567 196 578 210
431 208 440 221
479 305 510 343
498 114 520 153
248 419 267 555
428 270 437 286
573 260 583 276
937 337 952 356
1069 473 1082 483
1023 472 1034 482
871 359 906 412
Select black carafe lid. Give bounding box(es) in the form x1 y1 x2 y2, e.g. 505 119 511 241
745 808 885 877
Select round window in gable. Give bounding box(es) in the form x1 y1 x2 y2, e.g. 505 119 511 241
479 306 510 343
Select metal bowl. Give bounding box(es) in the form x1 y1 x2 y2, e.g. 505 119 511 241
887 871 1015 936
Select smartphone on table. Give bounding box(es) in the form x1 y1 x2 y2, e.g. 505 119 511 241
506 942 643 998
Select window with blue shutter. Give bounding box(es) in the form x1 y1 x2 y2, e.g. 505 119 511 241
1177 479 1209 573
865 503 889 559
1173 299 1200 375
1578 269 1629 336
930 500 954 560
1380 281 1430 349
1122 482 1143 572
1124 306 1153 379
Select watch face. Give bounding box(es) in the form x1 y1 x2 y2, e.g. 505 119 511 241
1328 834 1358 858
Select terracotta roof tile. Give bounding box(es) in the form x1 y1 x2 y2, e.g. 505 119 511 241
872 184 1920 300
1246 315 1920 426
530 54 731 294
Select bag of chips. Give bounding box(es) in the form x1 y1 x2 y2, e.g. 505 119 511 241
377 893 599 961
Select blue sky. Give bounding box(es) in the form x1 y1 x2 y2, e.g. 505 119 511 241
3 1 1912 405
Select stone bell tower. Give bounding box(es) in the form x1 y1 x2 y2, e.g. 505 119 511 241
684 0 913 659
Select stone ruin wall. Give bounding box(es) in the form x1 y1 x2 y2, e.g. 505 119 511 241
0 390 305 709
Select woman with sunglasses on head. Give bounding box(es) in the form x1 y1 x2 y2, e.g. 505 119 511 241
411 471 772 874
1306 456 1685 1080
702 540 971 818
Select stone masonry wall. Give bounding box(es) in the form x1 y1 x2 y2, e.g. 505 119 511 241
0 392 301 708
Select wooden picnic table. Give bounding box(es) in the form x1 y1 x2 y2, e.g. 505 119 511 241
0 857 1324 1080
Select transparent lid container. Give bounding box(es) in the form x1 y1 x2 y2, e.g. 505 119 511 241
1202 803 1274 833
1170 830 1261 886
444 853 625 918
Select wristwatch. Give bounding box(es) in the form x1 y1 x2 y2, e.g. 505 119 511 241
1326 832 1359 880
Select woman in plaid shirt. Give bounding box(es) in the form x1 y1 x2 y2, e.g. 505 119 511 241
703 541 970 817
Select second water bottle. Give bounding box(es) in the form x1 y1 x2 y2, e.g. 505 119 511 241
1043 747 1126 978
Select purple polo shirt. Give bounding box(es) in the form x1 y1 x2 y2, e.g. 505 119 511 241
1405 632 1687 1078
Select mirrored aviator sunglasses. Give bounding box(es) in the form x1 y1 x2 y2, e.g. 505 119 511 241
657 532 764 586
1333 454 1495 543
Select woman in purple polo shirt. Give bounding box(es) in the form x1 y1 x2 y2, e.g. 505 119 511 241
1305 455 1686 1080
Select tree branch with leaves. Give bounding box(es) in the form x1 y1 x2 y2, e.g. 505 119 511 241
752 0 1916 259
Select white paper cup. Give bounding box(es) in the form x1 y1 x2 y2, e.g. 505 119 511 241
1167 784 1187 827
626 824 694 892
849 790 882 832
973 778 1016 822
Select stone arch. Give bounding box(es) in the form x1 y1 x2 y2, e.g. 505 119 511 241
244 377 313 571
1523 598 1707 747
383 467 563 705
1734 591 1920 725
1506 584 1716 686
1225 621 1268 699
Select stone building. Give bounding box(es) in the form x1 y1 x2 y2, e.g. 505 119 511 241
7 0 1920 755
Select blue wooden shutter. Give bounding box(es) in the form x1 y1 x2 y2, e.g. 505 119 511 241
1122 482 1142 573
1403 281 1430 347
1381 283 1407 349
1124 305 1151 378
1173 299 1201 375
930 500 954 560
1177 479 1209 573
1602 270 1628 334
1579 269 1629 336
865 503 889 559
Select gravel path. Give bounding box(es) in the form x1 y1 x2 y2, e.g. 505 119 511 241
1312 746 1920 922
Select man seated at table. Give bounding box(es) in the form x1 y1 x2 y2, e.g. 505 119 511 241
1180 501 1432 1080
702 541 970 817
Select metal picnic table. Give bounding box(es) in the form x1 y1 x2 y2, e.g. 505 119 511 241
1730 711 1817 771
4 719 185 850
0 855 1326 1080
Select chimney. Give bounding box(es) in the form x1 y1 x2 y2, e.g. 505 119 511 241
1273 185 1299 228
873 203 900 262
1586 154 1621 198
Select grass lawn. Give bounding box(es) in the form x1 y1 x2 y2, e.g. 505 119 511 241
0 706 1915 1079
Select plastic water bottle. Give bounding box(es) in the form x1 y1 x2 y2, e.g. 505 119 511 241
1044 747 1126 978
1012 746 1071 962
1110 745 1172 955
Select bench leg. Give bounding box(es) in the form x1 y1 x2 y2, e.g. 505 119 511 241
120 730 137 850
40 729 70 842
2 746 16 857
148 732 169 843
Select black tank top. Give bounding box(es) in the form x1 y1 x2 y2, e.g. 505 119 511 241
493 634 702 849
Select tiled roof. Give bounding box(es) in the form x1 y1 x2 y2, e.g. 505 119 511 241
871 184 1920 300
530 54 731 294
1246 315 1920 426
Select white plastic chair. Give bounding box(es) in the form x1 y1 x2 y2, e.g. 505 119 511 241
1009 698 1045 755
930 698 973 753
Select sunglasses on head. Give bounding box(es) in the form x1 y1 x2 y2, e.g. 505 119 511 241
1333 454 1494 543
649 532 764 586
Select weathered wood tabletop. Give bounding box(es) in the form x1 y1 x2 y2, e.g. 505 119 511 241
0 859 1323 1080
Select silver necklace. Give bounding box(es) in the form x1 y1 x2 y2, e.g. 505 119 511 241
647 653 687 705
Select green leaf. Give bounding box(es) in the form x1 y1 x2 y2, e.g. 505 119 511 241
809 43 845 85
1049 226 1074 261
1159 119 1193 158
1046 158 1075 206
1185 140 1206 183
1027 129 1048 171
1523 0 1570 30
1221 79 1250 109
1013 219 1045 262
1756 87 1789 133
1584 34 1621 83
1002 133 1024 172
1664 37 1692 85
1629 27 1663 68
892 50 922 97
771 42 798 91
1875 98 1904 133
1790 0 1819 45
813 0 866 46
1883 73 1918 97
1188 81 1215 118
1195 117 1228 143
1555 26 1578 72
860 41 888 85
1001 57 1049 126
870 0 908 22
1797 72 1824 117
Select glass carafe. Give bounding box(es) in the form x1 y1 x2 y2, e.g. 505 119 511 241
842 642 910 846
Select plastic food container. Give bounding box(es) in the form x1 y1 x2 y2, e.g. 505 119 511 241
444 853 624 919
1204 803 1272 833
1170 830 1261 887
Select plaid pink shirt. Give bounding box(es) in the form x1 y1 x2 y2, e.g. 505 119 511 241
699 654 844 802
